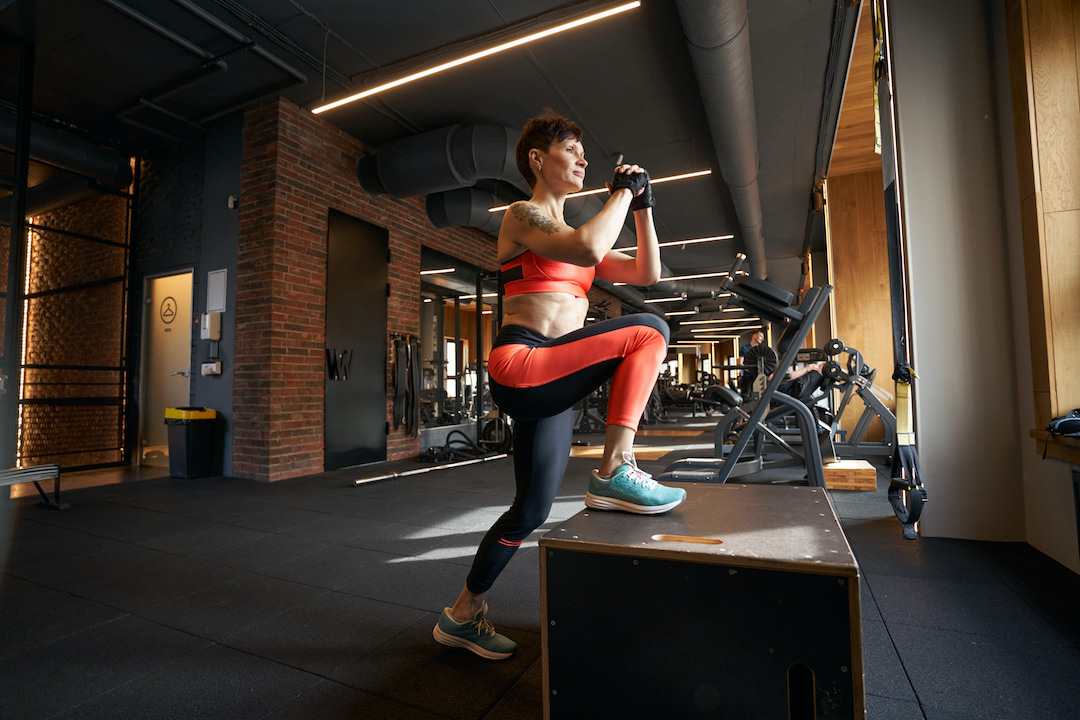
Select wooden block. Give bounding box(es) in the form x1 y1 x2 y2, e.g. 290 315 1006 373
540 484 864 720
824 459 878 491
568 445 675 461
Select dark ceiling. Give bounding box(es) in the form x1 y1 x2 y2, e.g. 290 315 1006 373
0 0 853 296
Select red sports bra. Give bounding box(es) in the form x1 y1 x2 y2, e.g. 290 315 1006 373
499 250 594 299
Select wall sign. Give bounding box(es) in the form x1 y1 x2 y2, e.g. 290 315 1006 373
160 297 177 324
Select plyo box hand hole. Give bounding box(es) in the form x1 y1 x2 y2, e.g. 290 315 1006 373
651 534 724 545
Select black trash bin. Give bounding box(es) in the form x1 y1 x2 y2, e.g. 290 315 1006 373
164 407 217 479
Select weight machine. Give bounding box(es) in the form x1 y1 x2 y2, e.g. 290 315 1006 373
821 338 897 458
657 253 831 488
744 339 898 462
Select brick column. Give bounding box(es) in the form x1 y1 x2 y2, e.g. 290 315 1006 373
233 98 499 481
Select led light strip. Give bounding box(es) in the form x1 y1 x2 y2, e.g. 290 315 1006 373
664 310 697 317
684 336 744 341
419 268 455 275
17 222 33 463
678 317 755 325
613 272 736 286
458 293 498 299
643 296 685 304
488 169 712 212
314 2 641 114
613 233 734 253
690 326 760 333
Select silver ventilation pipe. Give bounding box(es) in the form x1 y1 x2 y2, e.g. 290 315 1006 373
0 175 100 219
425 187 504 236
0 121 132 189
675 0 767 278
357 125 530 198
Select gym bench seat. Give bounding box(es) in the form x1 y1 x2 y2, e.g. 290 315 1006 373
0 463 68 509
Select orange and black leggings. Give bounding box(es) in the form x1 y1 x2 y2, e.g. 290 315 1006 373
465 313 669 593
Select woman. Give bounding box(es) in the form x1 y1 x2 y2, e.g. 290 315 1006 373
432 110 685 660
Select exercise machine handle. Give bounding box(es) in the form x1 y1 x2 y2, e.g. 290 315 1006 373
720 253 746 292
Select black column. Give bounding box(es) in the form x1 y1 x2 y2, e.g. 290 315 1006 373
1 15 34 469
324 210 388 469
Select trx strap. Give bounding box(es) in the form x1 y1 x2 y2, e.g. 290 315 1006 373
874 0 926 540
392 337 407 429
408 335 421 437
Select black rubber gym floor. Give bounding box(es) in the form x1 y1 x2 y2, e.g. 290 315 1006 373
2 417 1078 719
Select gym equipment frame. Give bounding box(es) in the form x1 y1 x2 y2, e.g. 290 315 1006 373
658 253 832 488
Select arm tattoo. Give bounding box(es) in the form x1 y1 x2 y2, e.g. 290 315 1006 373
510 203 561 235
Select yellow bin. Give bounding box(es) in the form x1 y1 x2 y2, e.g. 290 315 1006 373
164 407 218 478
165 407 217 421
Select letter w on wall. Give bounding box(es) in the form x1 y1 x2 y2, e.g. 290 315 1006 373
326 348 353 380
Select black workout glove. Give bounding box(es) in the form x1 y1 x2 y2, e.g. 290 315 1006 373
629 174 654 212
609 167 649 199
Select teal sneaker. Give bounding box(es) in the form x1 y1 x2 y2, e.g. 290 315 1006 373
432 603 517 660
586 452 686 514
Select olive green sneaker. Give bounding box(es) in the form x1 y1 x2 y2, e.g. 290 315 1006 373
586 452 686 514
432 603 517 660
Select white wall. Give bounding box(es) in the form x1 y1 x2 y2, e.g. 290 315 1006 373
990 0 1080 572
891 0 1025 540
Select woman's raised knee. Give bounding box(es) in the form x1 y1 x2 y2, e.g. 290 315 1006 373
624 312 670 343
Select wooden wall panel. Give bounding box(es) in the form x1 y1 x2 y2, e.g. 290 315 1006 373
1008 0 1080 425
829 3 880 177
824 169 894 440
1007 0 1039 199
1020 195 1052 398
1045 210 1080 403
1028 0 1080 213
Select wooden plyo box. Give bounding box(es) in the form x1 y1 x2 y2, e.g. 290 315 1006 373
540 484 864 720
824 459 877 491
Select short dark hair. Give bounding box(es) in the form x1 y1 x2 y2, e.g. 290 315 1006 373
516 109 583 188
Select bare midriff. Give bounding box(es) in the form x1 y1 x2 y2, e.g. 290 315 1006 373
501 291 588 339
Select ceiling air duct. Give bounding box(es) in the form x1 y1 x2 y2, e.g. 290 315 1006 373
0 120 132 190
675 0 767 279
356 125 529 198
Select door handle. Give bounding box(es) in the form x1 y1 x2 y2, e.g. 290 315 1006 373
170 370 190 377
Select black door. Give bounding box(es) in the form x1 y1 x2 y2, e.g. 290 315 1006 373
325 210 388 469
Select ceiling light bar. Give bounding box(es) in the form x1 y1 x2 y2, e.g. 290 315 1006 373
312 2 641 114
419 268 455 275
686 335 744 341
643 296 686 304
614 233 735 253
661 271 734 282
458 293 499 299
612 272 735 286
690 326 760 333
678 317 755 325
664 310 697 317
488 169 711 212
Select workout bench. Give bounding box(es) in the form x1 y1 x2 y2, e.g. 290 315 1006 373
0 463 68 510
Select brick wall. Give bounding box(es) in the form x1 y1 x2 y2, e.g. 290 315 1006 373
587 286 623 320
20 192 129 468
234 97 499 481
